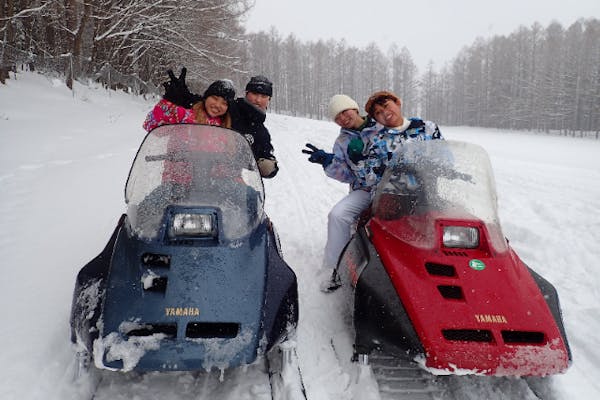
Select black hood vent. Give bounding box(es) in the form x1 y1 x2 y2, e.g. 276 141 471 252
425 262 456 277
186 322 240 338
502 330 546 344
442 329 493 342
125 323 177 338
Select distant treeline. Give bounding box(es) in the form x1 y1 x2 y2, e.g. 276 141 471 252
246 20 600 136
1 2 598 135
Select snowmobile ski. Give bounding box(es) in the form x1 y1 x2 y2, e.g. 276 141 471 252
267 342 308 400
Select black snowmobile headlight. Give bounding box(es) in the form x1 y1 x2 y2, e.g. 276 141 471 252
168 213 216 238
443 226 479 248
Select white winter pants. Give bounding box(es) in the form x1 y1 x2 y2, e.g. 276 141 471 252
323 189 372 268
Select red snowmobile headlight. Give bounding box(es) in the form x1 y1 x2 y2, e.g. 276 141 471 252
168 213 216 238
443 226 479 248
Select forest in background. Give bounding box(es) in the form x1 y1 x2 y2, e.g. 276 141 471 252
1 1 598 135
0 0 252 93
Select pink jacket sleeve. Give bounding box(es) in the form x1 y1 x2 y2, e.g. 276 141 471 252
142 99 195 132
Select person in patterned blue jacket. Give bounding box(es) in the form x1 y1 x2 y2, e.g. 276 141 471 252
302 94 378 292
357 90 443 190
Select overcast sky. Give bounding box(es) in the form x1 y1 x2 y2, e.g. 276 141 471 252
244 0 600 71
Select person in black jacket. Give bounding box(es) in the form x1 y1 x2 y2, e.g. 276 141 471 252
158 69 279 179
229 75 278 178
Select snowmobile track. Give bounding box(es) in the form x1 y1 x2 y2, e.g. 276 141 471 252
368 352 553 400
75 346 309 400
369 351 448 400
524 376 557 400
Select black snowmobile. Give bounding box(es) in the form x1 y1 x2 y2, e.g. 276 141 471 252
69 124 305 399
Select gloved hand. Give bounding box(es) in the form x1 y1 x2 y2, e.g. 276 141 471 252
257 157 279 178
162 68 200 108
302 143 334 167
347 138 365 164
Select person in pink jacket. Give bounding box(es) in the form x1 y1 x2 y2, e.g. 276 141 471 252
142 69 235 132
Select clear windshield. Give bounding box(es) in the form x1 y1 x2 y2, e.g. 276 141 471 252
372 140 507 252
125 124 264 240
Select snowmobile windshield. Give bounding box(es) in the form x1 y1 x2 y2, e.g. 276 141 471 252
371 140 507 252
125 124 264 240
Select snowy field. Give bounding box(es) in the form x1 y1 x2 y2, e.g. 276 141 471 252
1 72 599 399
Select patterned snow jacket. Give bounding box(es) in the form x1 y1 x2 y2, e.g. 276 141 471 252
142 99 226 132
142 99 196 132
323 117 379 191
354 118 443 190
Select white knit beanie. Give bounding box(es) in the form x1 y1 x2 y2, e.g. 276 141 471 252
328 94 359 120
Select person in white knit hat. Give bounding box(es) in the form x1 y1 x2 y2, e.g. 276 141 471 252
302 94 379 292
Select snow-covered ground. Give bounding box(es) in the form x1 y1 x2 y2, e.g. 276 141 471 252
1 72 599 400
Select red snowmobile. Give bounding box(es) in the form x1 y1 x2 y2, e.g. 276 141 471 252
337 140 571 379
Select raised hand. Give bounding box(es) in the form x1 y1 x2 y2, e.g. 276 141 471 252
162 67 199 108
302 143 334 167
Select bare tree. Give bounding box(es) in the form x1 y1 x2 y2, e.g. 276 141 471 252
1 0 251 92
389 44 418 117
423 19 599 134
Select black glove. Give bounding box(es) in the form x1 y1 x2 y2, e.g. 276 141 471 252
162 68 200 108
347 138 365 164
302 143 334 167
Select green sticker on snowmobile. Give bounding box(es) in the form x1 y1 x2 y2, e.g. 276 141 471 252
469 259 486 271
